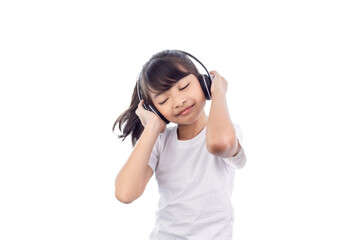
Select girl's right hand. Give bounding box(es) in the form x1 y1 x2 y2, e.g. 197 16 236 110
135 100 166 133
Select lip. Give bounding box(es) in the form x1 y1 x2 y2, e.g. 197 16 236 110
177 104 194 116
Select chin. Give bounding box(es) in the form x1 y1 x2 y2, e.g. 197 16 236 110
177 110 205 126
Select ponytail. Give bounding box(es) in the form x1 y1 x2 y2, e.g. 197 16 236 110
112 83 144 147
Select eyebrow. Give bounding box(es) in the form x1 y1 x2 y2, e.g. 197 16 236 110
154 92 163 99
153 76 189 99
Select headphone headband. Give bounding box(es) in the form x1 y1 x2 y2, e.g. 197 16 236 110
175 50 212 81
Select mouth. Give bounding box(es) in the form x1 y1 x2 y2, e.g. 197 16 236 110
177 104 194 116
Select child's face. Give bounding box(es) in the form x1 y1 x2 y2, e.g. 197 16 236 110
149 74 206 125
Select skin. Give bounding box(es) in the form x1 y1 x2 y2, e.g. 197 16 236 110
116 70 242 203
138 70 241 158
150 73 208 140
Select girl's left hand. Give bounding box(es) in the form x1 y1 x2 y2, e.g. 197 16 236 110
210 70 228 97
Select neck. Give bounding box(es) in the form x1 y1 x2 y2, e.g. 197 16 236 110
177 111 208 140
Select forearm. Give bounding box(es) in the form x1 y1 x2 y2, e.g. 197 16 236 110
206 92 236 151
115 122 160 202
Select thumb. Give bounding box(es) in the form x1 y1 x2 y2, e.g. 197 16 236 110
138 100 145 108
136 100 144 113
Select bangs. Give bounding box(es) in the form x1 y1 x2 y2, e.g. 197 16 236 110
142 57 199 101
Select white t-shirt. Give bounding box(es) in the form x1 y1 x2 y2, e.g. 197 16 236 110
148 123 247 240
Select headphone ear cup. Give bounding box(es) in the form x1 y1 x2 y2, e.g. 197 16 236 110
198 74 212 100
148 104 170 124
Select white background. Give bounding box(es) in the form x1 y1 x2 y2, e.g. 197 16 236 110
1 0 359 239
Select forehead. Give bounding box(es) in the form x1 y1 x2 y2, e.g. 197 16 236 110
150 74 196 99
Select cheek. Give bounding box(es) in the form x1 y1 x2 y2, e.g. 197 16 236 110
192 80 206 98
193 86 206 101
155 105 172 119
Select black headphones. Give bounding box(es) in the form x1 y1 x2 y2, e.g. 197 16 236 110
136 50 212 124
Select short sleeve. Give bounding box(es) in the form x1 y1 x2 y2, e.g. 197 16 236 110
148 134 161 172
222 123 247 169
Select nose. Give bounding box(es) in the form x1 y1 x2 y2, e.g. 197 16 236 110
174 94 187 108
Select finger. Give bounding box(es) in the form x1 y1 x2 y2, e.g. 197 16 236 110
136 101 143 115
209 70 217 79
138 100 144 108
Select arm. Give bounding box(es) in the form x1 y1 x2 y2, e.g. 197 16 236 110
206 71 241 158
115 101 165 204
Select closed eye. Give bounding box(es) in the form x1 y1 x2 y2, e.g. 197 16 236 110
159 98 168 105
180 83 189 90
158 83 189 105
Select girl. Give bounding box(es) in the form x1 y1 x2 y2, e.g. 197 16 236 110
113 50 247 240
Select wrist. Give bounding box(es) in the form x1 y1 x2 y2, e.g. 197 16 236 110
211 89 226 99
146 119 164 134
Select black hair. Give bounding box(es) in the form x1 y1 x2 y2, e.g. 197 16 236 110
112 50 201 146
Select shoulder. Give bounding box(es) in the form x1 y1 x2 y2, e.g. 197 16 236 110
161 125 176 138
156 125 176 146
